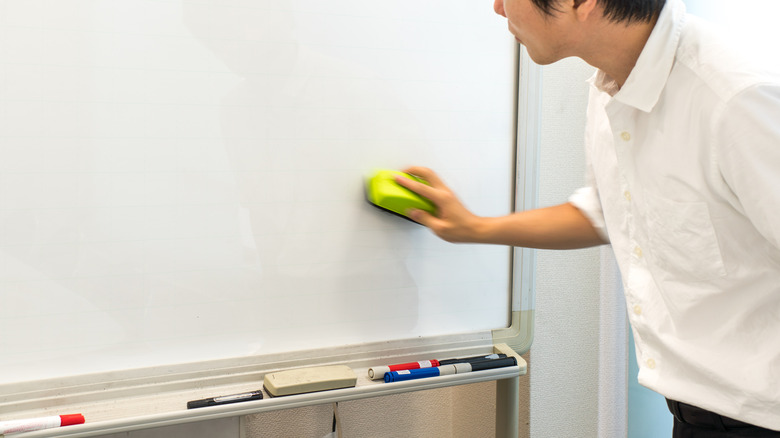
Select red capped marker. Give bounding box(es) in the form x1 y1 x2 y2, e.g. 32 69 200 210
0 414 85 435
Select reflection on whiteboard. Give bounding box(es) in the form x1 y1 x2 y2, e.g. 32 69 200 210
0 0 517 383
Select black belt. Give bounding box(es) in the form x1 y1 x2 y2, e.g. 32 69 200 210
666 399 754 430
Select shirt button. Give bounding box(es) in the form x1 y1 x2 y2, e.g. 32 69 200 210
624 191 632 201
647 358 656 369
633 305 642 315
621 131 631 141
634 246 643 258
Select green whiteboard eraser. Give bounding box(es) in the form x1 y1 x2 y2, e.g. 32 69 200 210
365 169 436 220
263 365 357 397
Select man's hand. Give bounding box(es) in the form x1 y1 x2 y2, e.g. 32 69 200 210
394 166 607 249
393 166 484 243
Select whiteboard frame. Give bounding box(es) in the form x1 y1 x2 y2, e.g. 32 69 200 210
0 46 541 438
492 45 542 354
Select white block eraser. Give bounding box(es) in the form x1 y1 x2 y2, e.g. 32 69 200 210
263 365 357 397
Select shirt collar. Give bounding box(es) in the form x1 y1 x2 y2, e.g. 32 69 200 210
591 0 687 112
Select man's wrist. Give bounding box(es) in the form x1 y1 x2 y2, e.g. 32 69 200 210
466 216 497 244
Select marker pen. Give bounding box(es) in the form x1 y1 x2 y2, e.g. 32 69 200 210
438 353 506 366
187 389 263 409
368 354 507 380
384 365 454 383
384 357 518 383
0 414 85 435
368 360 439 380
467 356 517 371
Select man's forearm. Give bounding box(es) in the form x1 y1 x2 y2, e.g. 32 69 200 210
472 202 607 249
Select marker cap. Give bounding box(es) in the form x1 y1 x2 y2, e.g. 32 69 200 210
452 363 472 374
368 366 390 380
384 367 440 383
437 364 457 377
60 414 85 427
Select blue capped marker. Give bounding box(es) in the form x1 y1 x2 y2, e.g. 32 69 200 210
385 365 451 383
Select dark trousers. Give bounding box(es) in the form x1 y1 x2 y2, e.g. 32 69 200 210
666 399 780 437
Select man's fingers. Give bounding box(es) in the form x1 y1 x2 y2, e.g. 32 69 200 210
401 166 446 188
407 208 437 228
394 173 439 201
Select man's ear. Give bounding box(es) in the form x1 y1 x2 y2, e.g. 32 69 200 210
571 0 598 22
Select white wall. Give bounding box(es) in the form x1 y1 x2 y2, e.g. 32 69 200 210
684 0 780 72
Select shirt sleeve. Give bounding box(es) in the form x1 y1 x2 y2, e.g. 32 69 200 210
569 179 609 243
569 189 609 244
717 82 780 250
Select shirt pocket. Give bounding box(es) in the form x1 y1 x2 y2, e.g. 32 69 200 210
643 194 727 281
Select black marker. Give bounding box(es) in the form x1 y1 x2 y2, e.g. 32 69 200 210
468 356 517 372
438 353 507 366
187 389 263 409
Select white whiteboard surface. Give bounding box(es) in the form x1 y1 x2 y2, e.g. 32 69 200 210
0 0 517 385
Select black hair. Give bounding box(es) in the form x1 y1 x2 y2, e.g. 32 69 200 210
531 0 666 23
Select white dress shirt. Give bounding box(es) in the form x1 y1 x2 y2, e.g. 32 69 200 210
569 0 780 430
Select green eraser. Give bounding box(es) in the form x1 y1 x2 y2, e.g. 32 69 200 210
365 169 437 219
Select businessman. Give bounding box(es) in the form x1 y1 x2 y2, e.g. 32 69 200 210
396 0 780 436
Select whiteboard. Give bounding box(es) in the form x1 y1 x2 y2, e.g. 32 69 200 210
0 0 517 384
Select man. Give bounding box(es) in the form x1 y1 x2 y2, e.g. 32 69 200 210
395 0 780 436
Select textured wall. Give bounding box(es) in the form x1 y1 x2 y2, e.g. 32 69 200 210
530 57 627 438
531 56 600 437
